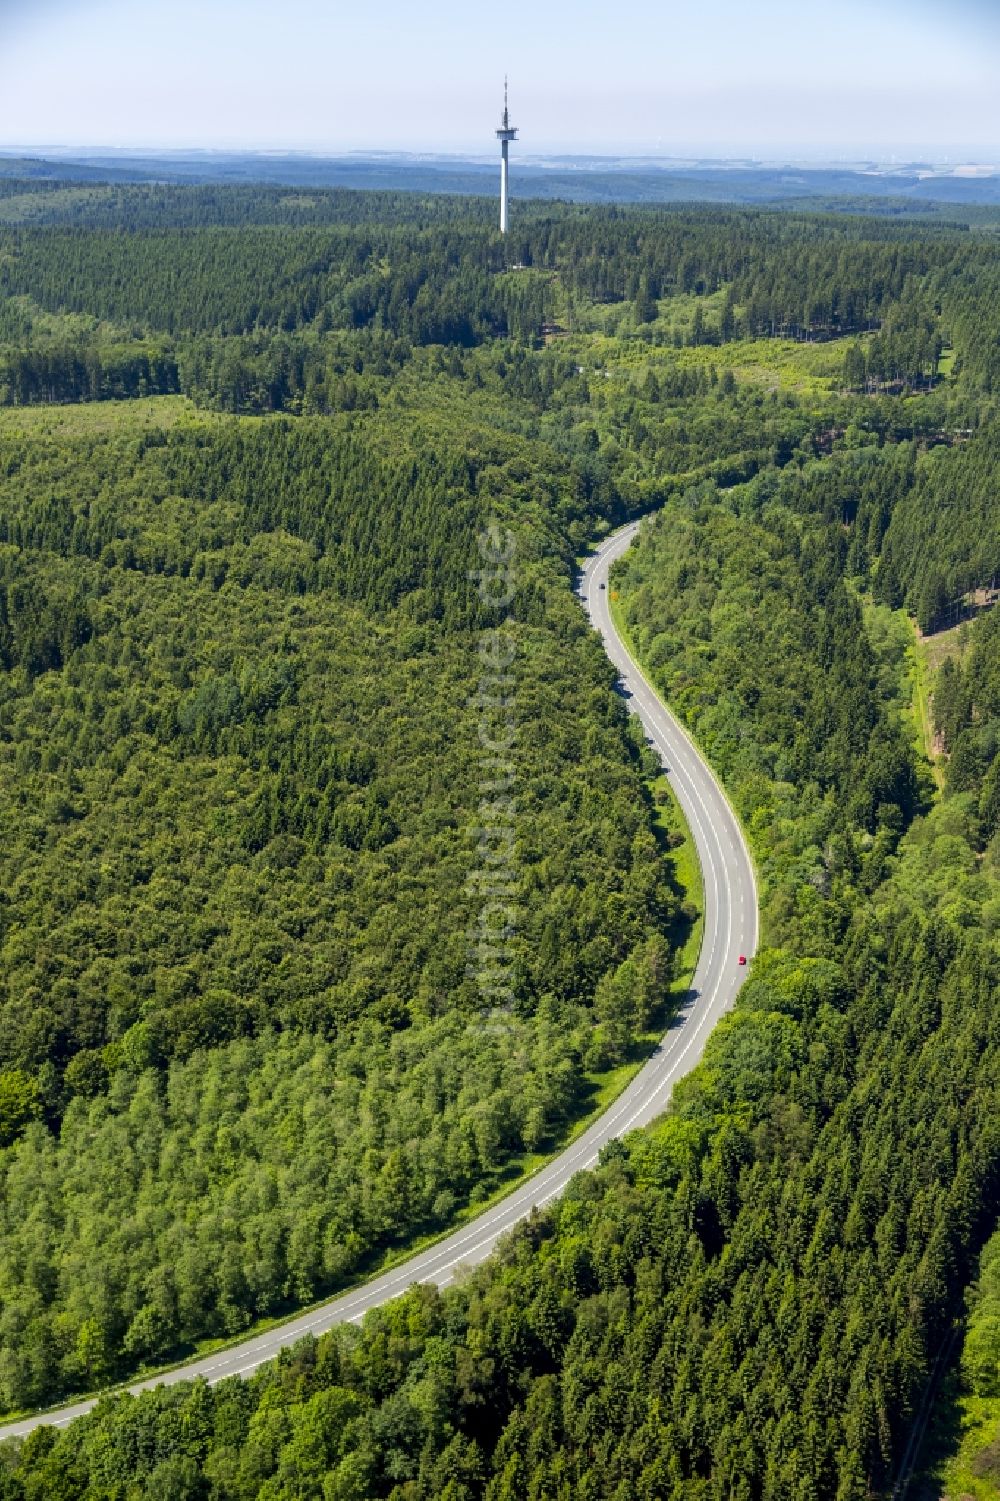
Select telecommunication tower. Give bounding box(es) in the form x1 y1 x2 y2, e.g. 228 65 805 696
496 78 518 234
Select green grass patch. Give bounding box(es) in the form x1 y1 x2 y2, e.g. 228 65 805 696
672 334 852 392
0 394 199 437
860 592 943 797
552 322 855 397
912 629 946 795
920 618 975 675
907 615 974 797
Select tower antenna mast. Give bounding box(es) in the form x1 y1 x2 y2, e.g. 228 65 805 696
495 76 518 235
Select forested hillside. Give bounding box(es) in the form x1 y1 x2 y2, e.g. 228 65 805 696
3 192 1000 411
0 390 691 1406
0 183 997 1495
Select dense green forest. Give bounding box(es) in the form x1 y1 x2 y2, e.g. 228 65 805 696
0 394 687 1406
0 181 996 1495
3 191 1000 411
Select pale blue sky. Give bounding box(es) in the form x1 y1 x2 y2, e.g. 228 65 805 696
0 0 998 158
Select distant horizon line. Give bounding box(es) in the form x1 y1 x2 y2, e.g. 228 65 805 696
2 145 1000 172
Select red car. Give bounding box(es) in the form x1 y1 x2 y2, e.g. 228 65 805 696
738 955 747 966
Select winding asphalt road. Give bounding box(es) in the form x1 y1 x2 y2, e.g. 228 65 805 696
0 516 757 1441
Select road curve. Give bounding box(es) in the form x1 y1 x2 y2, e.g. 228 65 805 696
0 517 758 1441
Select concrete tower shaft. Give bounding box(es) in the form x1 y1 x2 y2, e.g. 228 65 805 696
495 77 518 234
